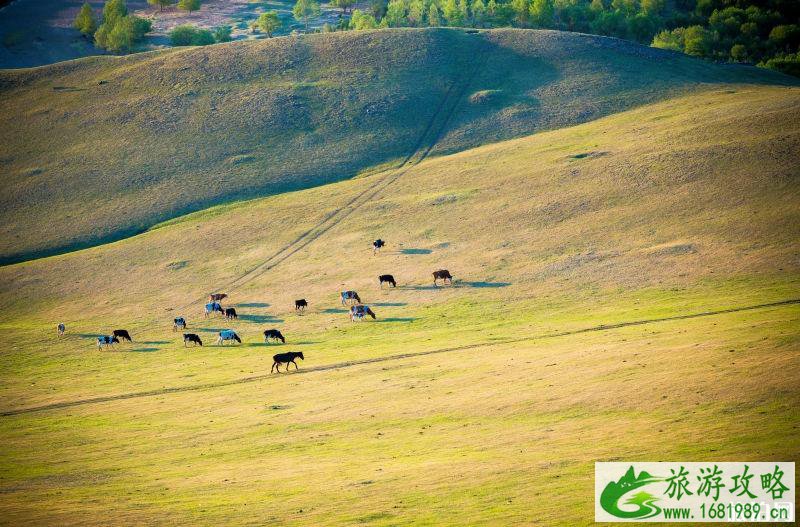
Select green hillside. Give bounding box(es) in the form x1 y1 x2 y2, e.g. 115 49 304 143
0 85 798 524
0 28 794 264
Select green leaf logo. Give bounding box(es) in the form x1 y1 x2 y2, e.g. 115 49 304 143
600 466 664 519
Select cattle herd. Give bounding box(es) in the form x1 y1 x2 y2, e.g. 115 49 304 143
58 240 454 373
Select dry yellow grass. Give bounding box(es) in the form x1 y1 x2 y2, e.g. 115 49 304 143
0 86 798 525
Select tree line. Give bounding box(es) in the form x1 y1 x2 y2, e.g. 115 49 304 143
335 0 799 76
75 0 799 76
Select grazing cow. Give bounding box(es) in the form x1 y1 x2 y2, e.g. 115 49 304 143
57 323 65 336
271 351 304 373
183 333 203 346
224 307 238 320
204 302 224 317
373 239 385 254
263 329 286 344
379 274 396 288
97 335 120 349
173 317 187 331
217 330 242 345
350 304 376 321
113 329 132 342
433 269 453 286
209 293 227 302
341 290 361 305
295 299 308 312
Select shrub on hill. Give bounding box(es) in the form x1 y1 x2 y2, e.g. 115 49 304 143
73 2 98 37
178 0 202 11
213 25 232 42
170 24 215 46
256 11 282 37
93 0 152 53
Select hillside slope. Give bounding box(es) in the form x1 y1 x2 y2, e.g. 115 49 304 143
0 86 798 525
0 28 794 264
1 84 797 392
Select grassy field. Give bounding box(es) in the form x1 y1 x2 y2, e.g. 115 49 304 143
1 28 795 264
0 84 798 524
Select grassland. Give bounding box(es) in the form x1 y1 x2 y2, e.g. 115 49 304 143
0 84 798 525
1 28 795 264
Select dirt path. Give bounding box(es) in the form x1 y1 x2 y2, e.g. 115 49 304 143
179 33 491 310
3 298 796 417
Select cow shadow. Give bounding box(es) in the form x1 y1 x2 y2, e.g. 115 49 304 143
323 308 348 314
459 281 512 288
377 317 416 323
129 347 159 353
53 86 87 92
139 340 170 345
239 314 284 324
400 248 432 255
239 302 270 308
195 327 227 333
399 285 440 291
373 302 408 307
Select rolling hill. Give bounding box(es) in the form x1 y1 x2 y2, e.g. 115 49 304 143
0 28 795 264
0 77 798 524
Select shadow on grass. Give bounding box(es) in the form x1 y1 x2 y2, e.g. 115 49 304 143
53 86 87 92
323 308 348 314
460 281 512 288
239 302 270 308
129 347 159 353
194 327 227 333
239 314 284 324
399 285 440 291
400 248 432 255
139 340 170 345
401 281 511 290
373 302 408 307
376 317 416 323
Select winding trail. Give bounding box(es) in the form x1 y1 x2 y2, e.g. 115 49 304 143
4 298 797 417
179 33 492 311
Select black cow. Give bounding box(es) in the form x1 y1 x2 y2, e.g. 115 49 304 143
271 351 304 373
295 299 308 311
57 323 65 336
433 269 453 286
224 307 238 320
264 329 286 344
112 329 132 342
379 274 396 288
183 333 203 346
373 239 385 254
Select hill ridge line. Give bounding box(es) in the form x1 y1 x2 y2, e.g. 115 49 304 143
178 35 492 310
3 297 796 417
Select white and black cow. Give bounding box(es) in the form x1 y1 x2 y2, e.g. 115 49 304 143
341 290 361 305
217 330 241 345
97 335 120 349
